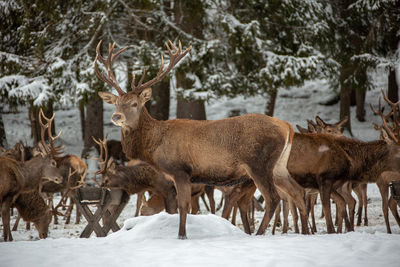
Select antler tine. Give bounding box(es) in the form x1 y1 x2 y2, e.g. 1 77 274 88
94 40 128 96
380 89 400 141
130 40 192 94
39 109 51 156
92 136 109 174
40 109 64 156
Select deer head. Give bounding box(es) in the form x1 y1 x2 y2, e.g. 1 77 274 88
315 116 347 136
34 209 52 239
95 40 191 130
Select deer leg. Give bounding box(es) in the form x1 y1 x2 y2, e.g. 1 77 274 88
307 193 317 233
274 177 309 234
12 214 21 231
331 190 351 233
191 195 200 215
231 205 238 225
216 193 224 211
388 196 400 227
376 181 391 233
237 192 254 234
288 198 299 234
353 184 363 226
339 182 356 230
254 177 280 235
205 185 215 214
319 181 335 234
272 201 281 235
200 193 210 212
173 174 191 239
361 184 368 226
282 199 290 234
1 196 13 241
135 191 145 217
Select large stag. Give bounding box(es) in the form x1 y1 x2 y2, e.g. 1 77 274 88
94 40 310 238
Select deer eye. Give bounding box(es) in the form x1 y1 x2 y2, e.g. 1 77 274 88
132 103 137 107
50 160 57 167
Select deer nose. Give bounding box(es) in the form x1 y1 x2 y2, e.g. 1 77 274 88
112 114 122 122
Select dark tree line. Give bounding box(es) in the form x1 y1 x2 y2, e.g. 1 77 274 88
0 0 398 149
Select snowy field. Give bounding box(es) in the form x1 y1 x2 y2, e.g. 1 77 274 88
1 73 400 267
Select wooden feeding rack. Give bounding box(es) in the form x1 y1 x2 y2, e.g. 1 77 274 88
70 187 130 238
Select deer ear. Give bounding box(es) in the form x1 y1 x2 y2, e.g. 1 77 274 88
139 88 152 104
296 125 308 133
315 116 326 127
99 92 118 105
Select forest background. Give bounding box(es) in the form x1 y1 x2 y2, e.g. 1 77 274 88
0 0 399 157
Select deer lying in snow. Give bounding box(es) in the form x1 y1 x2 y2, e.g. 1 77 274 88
95 40 310 238
13 190 52 239
93 137 177 214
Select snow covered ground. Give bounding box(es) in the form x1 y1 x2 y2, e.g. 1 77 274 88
1 73 400 267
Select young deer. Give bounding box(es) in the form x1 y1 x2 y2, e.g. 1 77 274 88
95 40 309 238
13 190 52 239
93 137 177 214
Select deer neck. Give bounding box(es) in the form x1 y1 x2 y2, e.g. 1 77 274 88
342 140 390 180
19 157 44 191
121 107 164 163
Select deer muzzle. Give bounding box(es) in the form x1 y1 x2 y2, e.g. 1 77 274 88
111 113 125 126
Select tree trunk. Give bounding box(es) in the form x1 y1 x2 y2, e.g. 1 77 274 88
146 80 170 120
355 89 366 122
339 65 353 136
176 97 206 120
79 99 86 141
265 89 278 117
81 95 103 159
388 67 399 103
350 88 356 106
0 105 7 147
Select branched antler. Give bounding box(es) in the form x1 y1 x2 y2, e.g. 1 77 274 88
39 108 64 157
94 40 192 95
371 89 400 143
94 41 128 96
92 136 109 175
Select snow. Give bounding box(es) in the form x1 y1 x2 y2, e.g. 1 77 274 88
1 70 400 266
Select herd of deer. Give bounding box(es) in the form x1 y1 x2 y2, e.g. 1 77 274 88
1 40 400 241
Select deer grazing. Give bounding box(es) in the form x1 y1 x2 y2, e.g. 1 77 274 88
13 190 52 239
93 137 177 214
0 145 62 241
94 40 311 239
